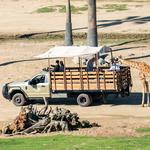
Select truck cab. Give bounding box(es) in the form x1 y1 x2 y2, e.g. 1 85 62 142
2 71 50 106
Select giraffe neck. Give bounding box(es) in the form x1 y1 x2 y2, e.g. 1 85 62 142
121 59 142 70
121 59 150 78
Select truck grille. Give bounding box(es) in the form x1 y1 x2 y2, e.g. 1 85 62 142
2 84 9 99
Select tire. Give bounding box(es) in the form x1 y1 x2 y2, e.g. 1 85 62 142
77 94 92 107
12 93 26 106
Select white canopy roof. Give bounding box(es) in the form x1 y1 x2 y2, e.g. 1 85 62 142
35 46 110 59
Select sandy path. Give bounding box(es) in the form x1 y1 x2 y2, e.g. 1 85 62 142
0 0 149 35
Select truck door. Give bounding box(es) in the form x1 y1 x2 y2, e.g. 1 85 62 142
26 74 50 98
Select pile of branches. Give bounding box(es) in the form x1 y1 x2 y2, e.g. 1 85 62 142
2 105 99 135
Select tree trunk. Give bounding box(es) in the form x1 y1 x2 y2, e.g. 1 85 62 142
65 0 73 46
87 0 98 46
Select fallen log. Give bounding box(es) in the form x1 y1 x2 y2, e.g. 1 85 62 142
2 105 100 135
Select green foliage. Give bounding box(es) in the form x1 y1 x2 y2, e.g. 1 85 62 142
0 33 150 46
136 128 150 133
0 135 150 150
57 5 66 13
100 4 128 12
57 5 88 14
35 6 56 13
35 5 88 14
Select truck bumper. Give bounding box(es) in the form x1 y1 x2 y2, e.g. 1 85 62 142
2 84 10 100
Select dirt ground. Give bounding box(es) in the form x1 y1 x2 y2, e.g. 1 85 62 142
0 0 150 137
0 39 150 137
0 0 149 35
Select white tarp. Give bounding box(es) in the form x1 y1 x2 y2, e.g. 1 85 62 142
35 46 110 59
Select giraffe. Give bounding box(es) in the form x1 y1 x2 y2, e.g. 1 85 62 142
118 56 150 107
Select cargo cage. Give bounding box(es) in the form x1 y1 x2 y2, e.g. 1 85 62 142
50 66 132 96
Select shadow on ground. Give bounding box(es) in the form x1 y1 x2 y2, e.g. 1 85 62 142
111 38 150 47
0 58 48 67
97 16 150 28
29 92 143 107
0 38 149 67
16 15 150 39
106 92 142 106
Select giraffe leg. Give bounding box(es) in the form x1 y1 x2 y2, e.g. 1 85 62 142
141 81 146 107
146 82 150 107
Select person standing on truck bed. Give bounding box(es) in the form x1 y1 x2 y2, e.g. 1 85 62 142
86 57 95 72
51 60 60 72
109 57 120 71
59 61 64 72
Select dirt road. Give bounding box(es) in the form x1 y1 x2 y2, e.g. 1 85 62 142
0 39 150 137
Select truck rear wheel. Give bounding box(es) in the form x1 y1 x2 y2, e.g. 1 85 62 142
77 94 92 107
12 93 26 106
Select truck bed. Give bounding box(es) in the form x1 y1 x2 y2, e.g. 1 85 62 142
50 66 131 95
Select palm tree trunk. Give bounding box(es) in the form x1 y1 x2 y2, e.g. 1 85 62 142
87 0 98 46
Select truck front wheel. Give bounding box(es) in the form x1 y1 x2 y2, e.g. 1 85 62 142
77 94 92 107
12 93 26 106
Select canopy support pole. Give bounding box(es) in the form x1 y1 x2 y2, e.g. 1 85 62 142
95 53 100 90
79 57 83 90
63 58 67 90
110 48 113 65
48 57 52 98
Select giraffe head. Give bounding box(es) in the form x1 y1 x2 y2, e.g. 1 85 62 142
117 55 124 64
118 55 123 59
117 55 136 67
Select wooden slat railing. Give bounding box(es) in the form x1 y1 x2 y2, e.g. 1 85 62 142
51 68 119 91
